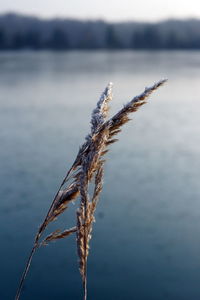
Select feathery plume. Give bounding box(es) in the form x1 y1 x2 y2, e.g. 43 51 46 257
16 79 167 300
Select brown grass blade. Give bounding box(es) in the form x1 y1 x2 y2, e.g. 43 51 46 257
41 227 77 246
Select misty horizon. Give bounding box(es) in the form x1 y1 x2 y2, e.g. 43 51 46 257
1 11 200 24
0 12 200 51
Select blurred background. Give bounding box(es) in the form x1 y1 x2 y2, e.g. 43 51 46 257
1 1 200 300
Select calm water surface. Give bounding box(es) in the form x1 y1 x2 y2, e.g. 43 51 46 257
1 51 200 300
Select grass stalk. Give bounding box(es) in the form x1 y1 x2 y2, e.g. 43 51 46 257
16 79 167 300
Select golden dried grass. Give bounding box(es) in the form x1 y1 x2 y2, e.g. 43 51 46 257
15 79 167 300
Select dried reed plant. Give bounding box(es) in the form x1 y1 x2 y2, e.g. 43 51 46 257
15 79 167 300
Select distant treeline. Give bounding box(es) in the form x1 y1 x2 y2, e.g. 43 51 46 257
1 13 200 50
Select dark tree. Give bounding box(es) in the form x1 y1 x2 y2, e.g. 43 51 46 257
25 30 41 49
0 28 6 49
105 25 122 49
132 26 162 49
47 28 69 50
78 30 98 49
132 30 146 49
166 31 178 49
11 32 26 49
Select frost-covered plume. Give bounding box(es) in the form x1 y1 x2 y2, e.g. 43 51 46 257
15 79 167 300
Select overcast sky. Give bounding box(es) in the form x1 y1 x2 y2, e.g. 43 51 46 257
1 0 200 21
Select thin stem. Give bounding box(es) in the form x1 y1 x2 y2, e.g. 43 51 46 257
15 244 38 300
84 276 87 300
83 180 88 300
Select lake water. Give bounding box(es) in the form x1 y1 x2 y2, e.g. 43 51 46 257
1 51 200 300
